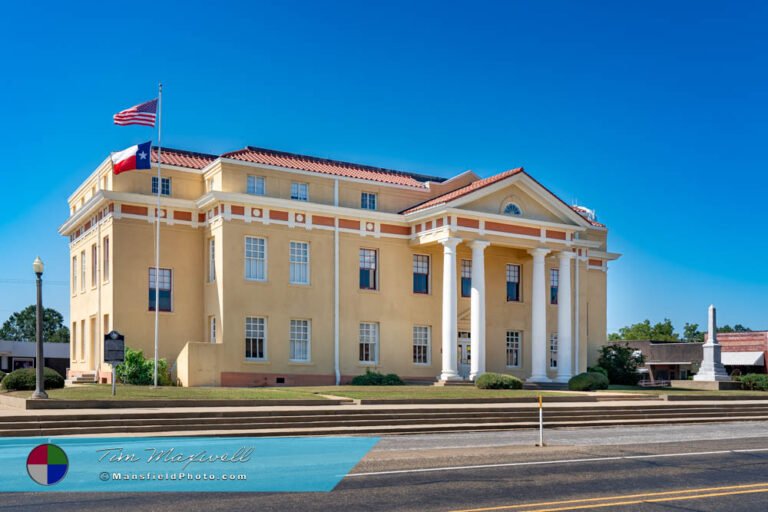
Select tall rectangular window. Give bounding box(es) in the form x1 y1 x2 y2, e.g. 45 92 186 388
359 249 378 290
506 264 521 302
245 237 267 281
80 251 86 292
209 316 216 343
289 319 310 361
550 268 559 305
413 325 431 365
91 244 98 287
152 176 171 196
289 242 309 284
103 236 110 282
413 254 430 294
80 319 85 360
506 331 522 367
71 322 77 361
549 333 558 368
208 238 216 282
247 175 265 195
290 182 308 201
361 192 377 210
359 322 379 363
245 317 266 360
461 259 472 298
72 256 77 294
148 268 172 312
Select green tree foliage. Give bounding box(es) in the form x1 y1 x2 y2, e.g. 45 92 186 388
115 348 171 386
683 323 705 342
597 343 645 385
718 324 752 333
608 319 679 342
0 305 69 343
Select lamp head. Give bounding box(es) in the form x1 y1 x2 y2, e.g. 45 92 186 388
32 256 44 276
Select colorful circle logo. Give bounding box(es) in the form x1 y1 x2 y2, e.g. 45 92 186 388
26 443 69 486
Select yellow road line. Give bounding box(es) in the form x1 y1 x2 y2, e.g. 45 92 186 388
449 482 768 512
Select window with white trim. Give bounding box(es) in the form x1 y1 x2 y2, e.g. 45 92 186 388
359 249 378 290
289 319 310 361
506 330 522 367
506 264 521 302
245 237 267 281
80 251 86 292
72 256 77 295
152 176 171 196
503 202 522 216
359 322 379 363
103 236 110 282
148 268 172 312
91 244 98 287
208 238 216 282
247 175 265 195
549 333 558 368
413 254 430 294
289 242 310 284
413 325 431 365
209 316 216 343
361 192 377 210
461 259 472 298
550 268 559 305
245 317 266 360
290 182 308 201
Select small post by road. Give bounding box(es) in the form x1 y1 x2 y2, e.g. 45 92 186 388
537 394 545 447
111 364 117 396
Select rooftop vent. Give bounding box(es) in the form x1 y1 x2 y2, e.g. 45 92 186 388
572 205 597 222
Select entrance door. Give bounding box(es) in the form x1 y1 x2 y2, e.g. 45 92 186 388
457 332 471 379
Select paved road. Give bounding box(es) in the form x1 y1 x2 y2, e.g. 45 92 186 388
4 422 768 511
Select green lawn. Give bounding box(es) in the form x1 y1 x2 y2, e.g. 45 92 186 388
600 385 768 396
292 385 572 400
4 384 326 401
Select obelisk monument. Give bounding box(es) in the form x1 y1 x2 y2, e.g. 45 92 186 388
693 305 730 381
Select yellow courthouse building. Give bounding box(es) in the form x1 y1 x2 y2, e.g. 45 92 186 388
60 146 619 386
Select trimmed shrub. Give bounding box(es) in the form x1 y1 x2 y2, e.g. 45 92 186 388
739 373 768 391
0 367 64 391
350 368 405 386
568 371 609 391
115 348 171 386
475 372 523 390
0 370 5 383
587 366 608 378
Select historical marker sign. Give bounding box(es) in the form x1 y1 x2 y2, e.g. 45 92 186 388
104 331 125 364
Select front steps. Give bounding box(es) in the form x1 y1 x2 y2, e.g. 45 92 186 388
65 373 96 386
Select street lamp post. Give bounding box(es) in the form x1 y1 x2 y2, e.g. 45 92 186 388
31 256 48 400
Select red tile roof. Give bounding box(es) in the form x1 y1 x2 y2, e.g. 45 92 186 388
571 206 605 227
401 168 524 214
222 146 446 188
151 147 217 169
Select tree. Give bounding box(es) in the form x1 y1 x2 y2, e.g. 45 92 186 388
0 306 69 343
597 343 645 385
683 323 705 342
608 319 679 342
718 324 752 333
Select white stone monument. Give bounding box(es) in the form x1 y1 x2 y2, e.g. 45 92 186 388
693 305 730 381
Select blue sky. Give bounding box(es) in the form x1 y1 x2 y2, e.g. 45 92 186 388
1 1 766 334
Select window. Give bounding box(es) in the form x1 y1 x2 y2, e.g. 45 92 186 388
72 256 77 294
209 316 216 343
550 333 558 369
289 242 309 284
506 331 522 367
550 268 559 305
103 236 109 282
152 176 171 196
413 325 431 365
361 192 377 210
80 251 86 292
503 202 522 216
413 254 430 294
290 182 308 201
80 319 85 361
245 317 266 360
289 319 310 361
91 244 98 287
359 322 379 363
247 175 265 195
206 178 213 192
148 268 172 312
71 322 77 361
208 238 216 282
506 264 521 302
359 249 378 290
461 259 472 297
245 237 267 281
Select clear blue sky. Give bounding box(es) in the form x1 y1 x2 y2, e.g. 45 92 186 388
1 1 766 334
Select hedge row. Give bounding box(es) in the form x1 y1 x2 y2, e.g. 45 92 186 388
0 367 64 391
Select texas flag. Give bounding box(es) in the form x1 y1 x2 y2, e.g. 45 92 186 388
112 141 152 175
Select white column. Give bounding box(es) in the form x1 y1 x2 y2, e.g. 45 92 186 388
439 237 462 381
470 240 491 380
527 248 551 383
556 251 575 383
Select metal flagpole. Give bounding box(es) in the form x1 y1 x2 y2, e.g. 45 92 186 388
153 83 163 388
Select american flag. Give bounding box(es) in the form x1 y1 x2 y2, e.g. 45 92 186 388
113 98 158 127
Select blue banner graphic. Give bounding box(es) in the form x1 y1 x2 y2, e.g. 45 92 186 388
0 436 378 492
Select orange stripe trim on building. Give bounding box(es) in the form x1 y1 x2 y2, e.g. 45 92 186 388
339 218 360 230
546 229 567 240
121 204 148 216
312 215 335 227
380 224 411 235
485 221 540 237
589 258 603 266
269 210 289 221
457 217 480 229
173 211 192 222
231 205 245 216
